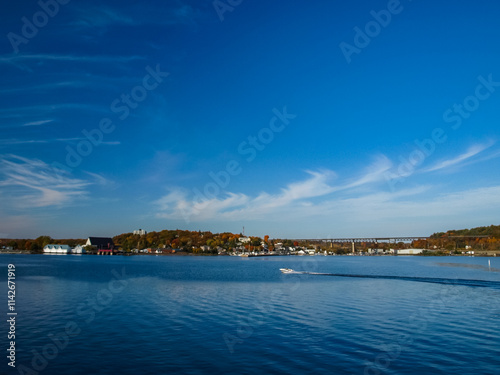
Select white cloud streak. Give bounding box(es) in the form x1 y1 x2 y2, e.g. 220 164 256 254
154 157 397 222
0 53 145 72
70 3 202 29
340 155 392 190
0 155 90 208
423 142 494 173
0 54 144 65
0 138 120 146
22 120 53 127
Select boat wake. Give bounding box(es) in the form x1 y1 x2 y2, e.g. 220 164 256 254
282 270 500 289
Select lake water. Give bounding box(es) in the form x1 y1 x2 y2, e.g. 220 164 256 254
1 254 500 374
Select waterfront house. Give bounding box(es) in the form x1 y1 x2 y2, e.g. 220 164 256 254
86 237 114 250
43 244 71 254
72 245 86 254
86 237 115 254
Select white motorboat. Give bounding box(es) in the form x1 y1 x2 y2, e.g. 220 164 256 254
280 268 295 274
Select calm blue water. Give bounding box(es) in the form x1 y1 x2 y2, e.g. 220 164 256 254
1 254 500 374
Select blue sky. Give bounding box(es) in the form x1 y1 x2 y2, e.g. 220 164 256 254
1 0 500 239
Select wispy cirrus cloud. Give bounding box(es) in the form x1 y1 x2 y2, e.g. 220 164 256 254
0 103 109 119
84 171 118 189
0 53 144 65
155 158 397 223
0 138 120 147
22 119 53 127
0 139 48 146
71 6 139 28
0 53 145 72
70 2 203 30
256 169 337 209
0 76 140 94
340 155 392 190
0 155 90 208
423 141 495 173
155 170 336 222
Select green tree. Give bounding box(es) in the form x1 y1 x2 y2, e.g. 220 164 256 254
7 240 18 249
35 236 52 249
84 245 95 253
251 238 261 247
30 243 42 252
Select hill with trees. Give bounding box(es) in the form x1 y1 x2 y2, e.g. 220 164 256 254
430 225 500 239
113 230 262 253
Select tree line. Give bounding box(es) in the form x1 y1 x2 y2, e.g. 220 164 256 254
0 236 84 252
2 224 499 253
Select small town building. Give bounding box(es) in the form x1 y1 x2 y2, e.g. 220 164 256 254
86 237 115 254
86 237 114 249
72 245 86 254
395 248 425 255
43 244 71 254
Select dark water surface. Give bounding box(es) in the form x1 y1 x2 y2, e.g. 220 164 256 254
1 254 499 374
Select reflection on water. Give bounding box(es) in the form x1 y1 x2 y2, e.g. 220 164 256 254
1 254 499 375
436 262 500 272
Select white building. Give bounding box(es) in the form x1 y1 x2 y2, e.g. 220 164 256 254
395 248 425 255
43 244 71 254
72 245 86 254
239 237 251 243
133 229 147 236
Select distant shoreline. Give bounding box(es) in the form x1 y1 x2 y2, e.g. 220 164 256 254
0 251 497 257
